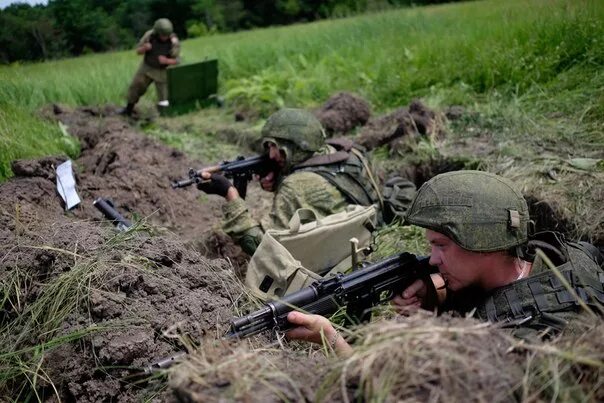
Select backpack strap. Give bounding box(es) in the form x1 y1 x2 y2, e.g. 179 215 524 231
293 151 350 168
326 137 355 152
292 143 382 207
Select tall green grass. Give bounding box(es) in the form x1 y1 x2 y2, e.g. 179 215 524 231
0 0 602 180
0 105 79 179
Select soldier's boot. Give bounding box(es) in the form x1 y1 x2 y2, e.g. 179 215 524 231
118 103 135 116
157 100 170 116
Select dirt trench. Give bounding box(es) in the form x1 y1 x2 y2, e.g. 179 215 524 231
0 106 271 401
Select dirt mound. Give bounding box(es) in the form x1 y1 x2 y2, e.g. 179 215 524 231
0 105 261 400
314 92 371 135
17 105 258 266
0 191 240 400
357 100 446 151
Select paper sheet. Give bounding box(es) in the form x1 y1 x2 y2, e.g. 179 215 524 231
56 160 81 210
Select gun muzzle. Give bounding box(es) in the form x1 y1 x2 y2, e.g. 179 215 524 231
171 178 197 188
143 351 187 374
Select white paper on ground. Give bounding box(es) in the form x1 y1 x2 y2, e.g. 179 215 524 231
56 160 81 210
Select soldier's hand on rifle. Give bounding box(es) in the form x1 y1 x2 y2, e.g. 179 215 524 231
197 172 239 200
391 279 425 314
285 312 352 355
391 274 446 314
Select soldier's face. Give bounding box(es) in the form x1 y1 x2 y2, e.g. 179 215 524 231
427 230 488 291
267 143 286 166
259 143 286 191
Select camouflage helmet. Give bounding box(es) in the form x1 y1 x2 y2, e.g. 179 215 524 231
405 171 529 252
153 18 173 36
261 108 325 154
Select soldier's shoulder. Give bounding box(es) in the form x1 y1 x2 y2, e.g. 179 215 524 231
170 34 179 45
282 171 329 186
139 30 154 42
278 171 338 198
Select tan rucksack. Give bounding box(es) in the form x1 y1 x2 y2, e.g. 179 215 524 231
245 204 378 300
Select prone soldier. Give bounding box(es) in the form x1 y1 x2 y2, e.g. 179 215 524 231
197 108 391 256
285 170 604 353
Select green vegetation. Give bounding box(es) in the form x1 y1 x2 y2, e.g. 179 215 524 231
1 0 603 181
0 105 79 179
0 0 447 63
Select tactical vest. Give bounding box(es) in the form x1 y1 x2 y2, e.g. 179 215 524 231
292 138 382 207
144 34 173 69
475 232 604 333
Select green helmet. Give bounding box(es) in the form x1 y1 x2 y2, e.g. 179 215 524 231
262 108 325 153
153 18 173 36
405 171 529 252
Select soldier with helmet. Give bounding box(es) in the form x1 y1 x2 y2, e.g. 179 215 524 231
285 170 603 353
119 18 180 116
197 107 384 256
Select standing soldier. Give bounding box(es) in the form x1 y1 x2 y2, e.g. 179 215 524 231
120 18 180 116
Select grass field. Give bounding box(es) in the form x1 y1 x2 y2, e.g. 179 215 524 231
0 0 603 180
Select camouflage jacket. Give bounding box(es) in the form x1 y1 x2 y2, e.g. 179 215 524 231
138 30 180 69
444 232 603 340
223 170 348 256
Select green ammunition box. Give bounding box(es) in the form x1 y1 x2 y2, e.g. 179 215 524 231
165 58 218 115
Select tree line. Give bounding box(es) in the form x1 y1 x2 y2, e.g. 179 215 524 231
0 0 460 64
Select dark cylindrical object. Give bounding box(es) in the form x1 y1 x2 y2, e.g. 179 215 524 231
93 197 132 231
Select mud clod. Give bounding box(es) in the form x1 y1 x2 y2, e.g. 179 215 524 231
357 100 446 150
315 92 372 135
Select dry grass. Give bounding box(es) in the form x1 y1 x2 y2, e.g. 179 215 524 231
313 312 604 403
319 312 522 402
170 340 325 403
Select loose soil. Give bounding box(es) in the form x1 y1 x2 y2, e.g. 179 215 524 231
356 99 446 151
1 101 602 402
0 106 273 401
314 92 372 136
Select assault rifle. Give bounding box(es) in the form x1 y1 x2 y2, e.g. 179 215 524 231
140 252 431 373
171 155 277 199
93 197 132 232
227 252 431 339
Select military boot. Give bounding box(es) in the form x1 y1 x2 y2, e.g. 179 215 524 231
157 100 170 116
118 103 135 116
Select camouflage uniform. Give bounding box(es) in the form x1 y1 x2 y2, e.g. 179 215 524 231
126 19 180 107
475 232 604 340
438 232 604 340
406 170 603 339
222 109 382 256
223 145 381 255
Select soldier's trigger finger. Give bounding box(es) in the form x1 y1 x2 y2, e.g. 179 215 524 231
402 279 426 299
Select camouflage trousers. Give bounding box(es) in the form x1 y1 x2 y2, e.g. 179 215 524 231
126 62 168 105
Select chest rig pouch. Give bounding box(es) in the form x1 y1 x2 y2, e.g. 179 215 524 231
144 34 173 69
476 232 604 332
292 138 382 207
